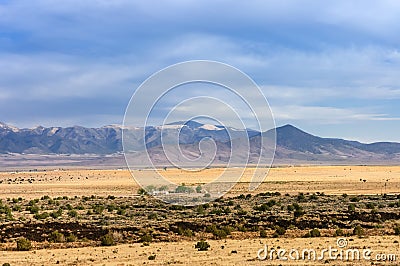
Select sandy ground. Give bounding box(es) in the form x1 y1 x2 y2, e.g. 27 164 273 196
1 236 399 265
0 166 399 199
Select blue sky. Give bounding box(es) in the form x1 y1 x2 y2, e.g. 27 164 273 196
1 0 400 142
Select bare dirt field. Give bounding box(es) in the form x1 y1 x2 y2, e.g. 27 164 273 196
0 166 399 265
0 165 399 199
2 236 399 265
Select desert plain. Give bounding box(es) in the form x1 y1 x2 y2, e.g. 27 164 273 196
0 165 399 265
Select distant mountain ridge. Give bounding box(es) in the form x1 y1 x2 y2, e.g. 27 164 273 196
274 125 400 163
1 121 399 164
0 122 122 154
276 124 400 154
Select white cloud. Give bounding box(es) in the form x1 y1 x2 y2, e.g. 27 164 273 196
8 113 124 129
271 105 399 124
0 53 155 99
263 85 400 103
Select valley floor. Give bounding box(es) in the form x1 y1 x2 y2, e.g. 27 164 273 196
1 236 399 265
0 166 399 265
0 165 400 199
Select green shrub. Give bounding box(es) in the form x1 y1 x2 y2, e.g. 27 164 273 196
3 263 11 266
292 203 301 210
184 228 194 237
353 225 364 237
210 208 223 215
28 199 39 206
158 185 168 191
107 195 116 200
169 205 185 210
66 234 77 242
107 204 116 212
195 240 210 251
148 254 156 260
348 204 356 212
12 205 22 212
16 237 32 251
365 202 375 209
214 229 227 239
140 234 152 243
93 205 105 214
275 226 286 236
196 185 202 193
236 224 247 232
68 210 78 218
255 203 270 212
178 227 194 237
297 193 306 202
175 184 194 193
310 228 321 237
294 208 304 217
27 205 39 214
34 212 49 220
222 226 233 235
116 208 125 215
147 213 157 220
350 196 360 202
196 205 205 214
334 228 344 237
394 225 400 235
206 225 231 239
0 204 13 219
309 194 318 200
100 233 115 246
304 228 321 238
259 229 267 238
50 208 63 219
41 195 50 200
49 230 65 243
237 209 247 216
137 188 147 195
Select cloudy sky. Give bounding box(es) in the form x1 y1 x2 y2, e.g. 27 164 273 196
1 0 400 142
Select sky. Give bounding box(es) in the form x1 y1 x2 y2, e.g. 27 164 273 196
1 0 400 142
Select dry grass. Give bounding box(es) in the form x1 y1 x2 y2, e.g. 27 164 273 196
0 165 399 265
1 165 399 199
1 236 399 265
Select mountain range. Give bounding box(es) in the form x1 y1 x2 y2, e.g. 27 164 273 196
1 121 400 164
